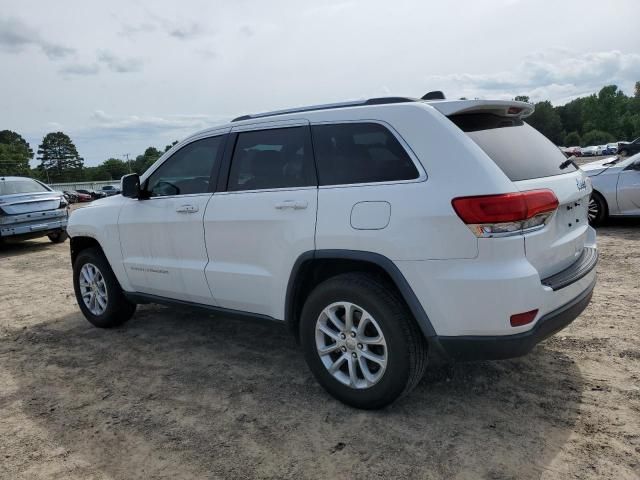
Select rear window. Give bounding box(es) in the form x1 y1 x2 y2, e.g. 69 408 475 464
449 113 576 181
0 179 50 195
311 123 419 186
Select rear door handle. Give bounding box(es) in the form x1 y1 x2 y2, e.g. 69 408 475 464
175 204 199 213
274 200 308 210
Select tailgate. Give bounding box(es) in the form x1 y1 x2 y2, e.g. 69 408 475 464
446 103 593 279
515 171 591 278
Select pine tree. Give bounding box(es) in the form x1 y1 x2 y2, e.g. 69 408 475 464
37 132 84 182
0 130 33 176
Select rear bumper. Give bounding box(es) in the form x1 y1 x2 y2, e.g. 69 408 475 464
434 276 595 360
0 215 67 238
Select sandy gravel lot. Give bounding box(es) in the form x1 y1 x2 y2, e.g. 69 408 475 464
1 219 639 479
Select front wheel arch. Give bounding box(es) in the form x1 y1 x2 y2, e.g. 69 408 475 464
70 236 104 265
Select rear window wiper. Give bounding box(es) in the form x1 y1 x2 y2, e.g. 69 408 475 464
559 156 578 170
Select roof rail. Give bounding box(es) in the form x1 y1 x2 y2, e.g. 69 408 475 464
231 96 416 122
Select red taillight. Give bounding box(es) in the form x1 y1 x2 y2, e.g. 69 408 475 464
452 189 558 224
510 309 538 327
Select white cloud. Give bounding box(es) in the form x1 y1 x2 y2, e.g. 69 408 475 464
427 50 640 104
0 16 74 59
97 50 143 73
59 63 100 76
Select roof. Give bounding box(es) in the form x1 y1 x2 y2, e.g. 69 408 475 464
231 97 534 123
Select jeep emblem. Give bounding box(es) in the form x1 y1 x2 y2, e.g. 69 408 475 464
576 178 587 191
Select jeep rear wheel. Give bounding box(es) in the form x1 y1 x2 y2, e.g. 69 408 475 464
300 273 427 409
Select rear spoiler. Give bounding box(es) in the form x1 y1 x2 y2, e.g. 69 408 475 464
426 99 535 119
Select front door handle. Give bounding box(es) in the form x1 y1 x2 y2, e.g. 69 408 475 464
176 204 199 213
274 200 308 210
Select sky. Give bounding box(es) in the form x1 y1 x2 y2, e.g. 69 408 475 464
1 0 639 166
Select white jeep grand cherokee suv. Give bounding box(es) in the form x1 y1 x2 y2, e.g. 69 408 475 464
68 96 597 409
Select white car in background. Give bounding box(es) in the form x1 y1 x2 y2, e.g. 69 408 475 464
581 146 598 157
67 95 598 409
581 153 640 225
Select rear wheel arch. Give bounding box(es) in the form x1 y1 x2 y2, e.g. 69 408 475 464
284 250 436 340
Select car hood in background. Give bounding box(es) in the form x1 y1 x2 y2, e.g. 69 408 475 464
0 191 63 215
580 157 619 176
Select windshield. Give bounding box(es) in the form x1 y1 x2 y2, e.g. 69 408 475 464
0 178 51 196
449 113 577 181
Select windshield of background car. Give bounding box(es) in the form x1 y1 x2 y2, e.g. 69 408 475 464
449 113 577 181
0 179 51 195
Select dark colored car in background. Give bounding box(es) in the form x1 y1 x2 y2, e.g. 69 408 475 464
63 191 79 203
0 176 69 244
618 138 640 157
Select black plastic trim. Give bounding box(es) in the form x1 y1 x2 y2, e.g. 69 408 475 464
436 277 596 361
284 249 437 338
123 292 284 325
541 247 598 291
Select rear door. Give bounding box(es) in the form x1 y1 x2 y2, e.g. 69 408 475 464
449 111 592 278
203 121 318 320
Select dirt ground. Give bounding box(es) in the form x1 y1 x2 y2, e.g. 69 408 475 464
1 219 639 480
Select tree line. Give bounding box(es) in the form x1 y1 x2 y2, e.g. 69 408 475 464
0 130 177 183
519 81 640 147
2 81 640 183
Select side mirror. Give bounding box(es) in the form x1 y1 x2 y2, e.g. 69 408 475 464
121 174 141 198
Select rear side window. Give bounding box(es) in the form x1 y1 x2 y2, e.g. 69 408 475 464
449 113 576 181
311 123 419 186
227 127 315 191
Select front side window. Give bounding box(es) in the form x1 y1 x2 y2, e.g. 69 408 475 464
227 127 316 191
311 122 419 186
146 136 223 197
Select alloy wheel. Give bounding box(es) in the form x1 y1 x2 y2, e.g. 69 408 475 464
315 301 388 389
79 263 109 316
588 197 600 223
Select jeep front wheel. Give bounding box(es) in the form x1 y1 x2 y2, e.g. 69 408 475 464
300 273 427 409
73 247 136 328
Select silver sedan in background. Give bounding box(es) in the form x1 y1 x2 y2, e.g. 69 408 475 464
581 153 640 225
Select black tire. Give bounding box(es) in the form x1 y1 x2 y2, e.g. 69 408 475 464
618 150 628 157
73 247 136 328
300 273 427 409
588 191 607 226
47 230 68 243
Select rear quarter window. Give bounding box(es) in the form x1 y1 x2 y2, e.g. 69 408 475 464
449 113 576 181
311 122 419 186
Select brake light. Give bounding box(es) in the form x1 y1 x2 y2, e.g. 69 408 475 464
452 189 558 237
510 309 538 327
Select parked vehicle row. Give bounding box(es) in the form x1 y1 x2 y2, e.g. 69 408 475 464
67 96 598 409
560 144 618 157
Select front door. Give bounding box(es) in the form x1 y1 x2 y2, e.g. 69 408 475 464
118 134 226 304
617 159 640 215
203 122 318 320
